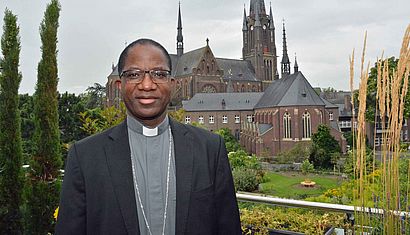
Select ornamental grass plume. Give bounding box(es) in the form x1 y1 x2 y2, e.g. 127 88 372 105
352 24 410 234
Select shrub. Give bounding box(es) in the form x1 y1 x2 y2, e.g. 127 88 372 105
232 168 259 192
228 150 261 170
275 142 311 164
240 206 350 234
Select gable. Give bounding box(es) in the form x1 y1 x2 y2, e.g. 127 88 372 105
255 71 325 109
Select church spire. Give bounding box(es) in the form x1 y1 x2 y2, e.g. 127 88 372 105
281 20 291 77
176 2 184 56
242 4 247 31
294 53 299 73
254 1 261 27
269 2 274 30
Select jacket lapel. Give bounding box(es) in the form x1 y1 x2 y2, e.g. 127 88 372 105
170 119 193 235
105 121 140 234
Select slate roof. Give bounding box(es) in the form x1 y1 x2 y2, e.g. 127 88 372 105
183 92 263 111
170 47 207 77
215 58 257 81
258 124 273 135
108 46 258 83
320 91 353 117
255 71 325 109
320 97 338 109
109 65 119 76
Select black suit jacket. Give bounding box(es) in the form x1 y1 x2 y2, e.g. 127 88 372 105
55 119 241 234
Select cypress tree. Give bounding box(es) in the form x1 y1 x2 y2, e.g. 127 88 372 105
26 1 62 233
0 9 24 234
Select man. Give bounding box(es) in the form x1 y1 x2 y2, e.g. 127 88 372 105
56 38 241 235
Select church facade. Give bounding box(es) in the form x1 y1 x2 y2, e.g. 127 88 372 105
105 0 347 157
106 0 279 107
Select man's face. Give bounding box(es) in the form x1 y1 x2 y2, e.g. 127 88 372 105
121 44 173 127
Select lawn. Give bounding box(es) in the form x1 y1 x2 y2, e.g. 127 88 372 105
259 172 342 199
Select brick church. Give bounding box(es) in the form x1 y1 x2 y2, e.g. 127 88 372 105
105 0 346 157
106 0 278 106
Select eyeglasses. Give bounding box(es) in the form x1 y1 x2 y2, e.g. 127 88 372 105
120 69 171 84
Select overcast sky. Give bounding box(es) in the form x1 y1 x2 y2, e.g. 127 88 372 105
1 0 409 94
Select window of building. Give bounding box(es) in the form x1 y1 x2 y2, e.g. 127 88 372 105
319 111 323 124
222 115 228 124
185 116 191 124
339 121 352 128
235 115 240 124
329 112 334 121
283 112 292 139
302 112 311 139
209 115 214 124
374 137 380 146
404 119 408 127
198 116 204 124
404 130 408 140
114 81 121 99
247 115 253 123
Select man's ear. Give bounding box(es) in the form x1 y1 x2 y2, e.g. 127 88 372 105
170 77 176 86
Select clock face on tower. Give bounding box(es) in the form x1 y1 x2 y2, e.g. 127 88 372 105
250 25 254 31
263 25 266 30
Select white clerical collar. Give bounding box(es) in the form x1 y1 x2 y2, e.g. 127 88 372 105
126 114 169 137
142 126 158 137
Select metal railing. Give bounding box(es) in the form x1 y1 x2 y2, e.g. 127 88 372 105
236 192 410 219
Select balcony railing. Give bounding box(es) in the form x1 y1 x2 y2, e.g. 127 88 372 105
236 192 410 220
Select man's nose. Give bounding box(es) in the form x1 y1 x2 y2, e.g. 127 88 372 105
139 73 156 90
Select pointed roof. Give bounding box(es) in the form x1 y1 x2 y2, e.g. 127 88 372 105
250 0 266 16
108 65 119 76
242 5 248 31
269 2 275 30
177 2 183 42
170 46 207 76
254 1 261 27
294 54 299 72
255 71 326 108
281 21 290 64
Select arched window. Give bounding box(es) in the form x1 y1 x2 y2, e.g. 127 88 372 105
184 80 188 97
114 81 121 99
302 112 311 139
283 112 291 139
241 84 246 92
319 111 323 124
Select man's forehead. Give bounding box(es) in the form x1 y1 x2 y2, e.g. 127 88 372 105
126 45 167 62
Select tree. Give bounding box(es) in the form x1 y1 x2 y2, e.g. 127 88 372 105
301 159 314 175
79 103 126 136
276 141 311 164
363 57 410 122
26 1 62 233
215 128 242 152
58 92 87 143
309 125 341 169
19 94 35 163
168 108 186 123
0 9 24 233
84 82 105 108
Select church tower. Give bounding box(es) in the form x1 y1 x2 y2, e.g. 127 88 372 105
176 2 184 56
242 0 278 82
